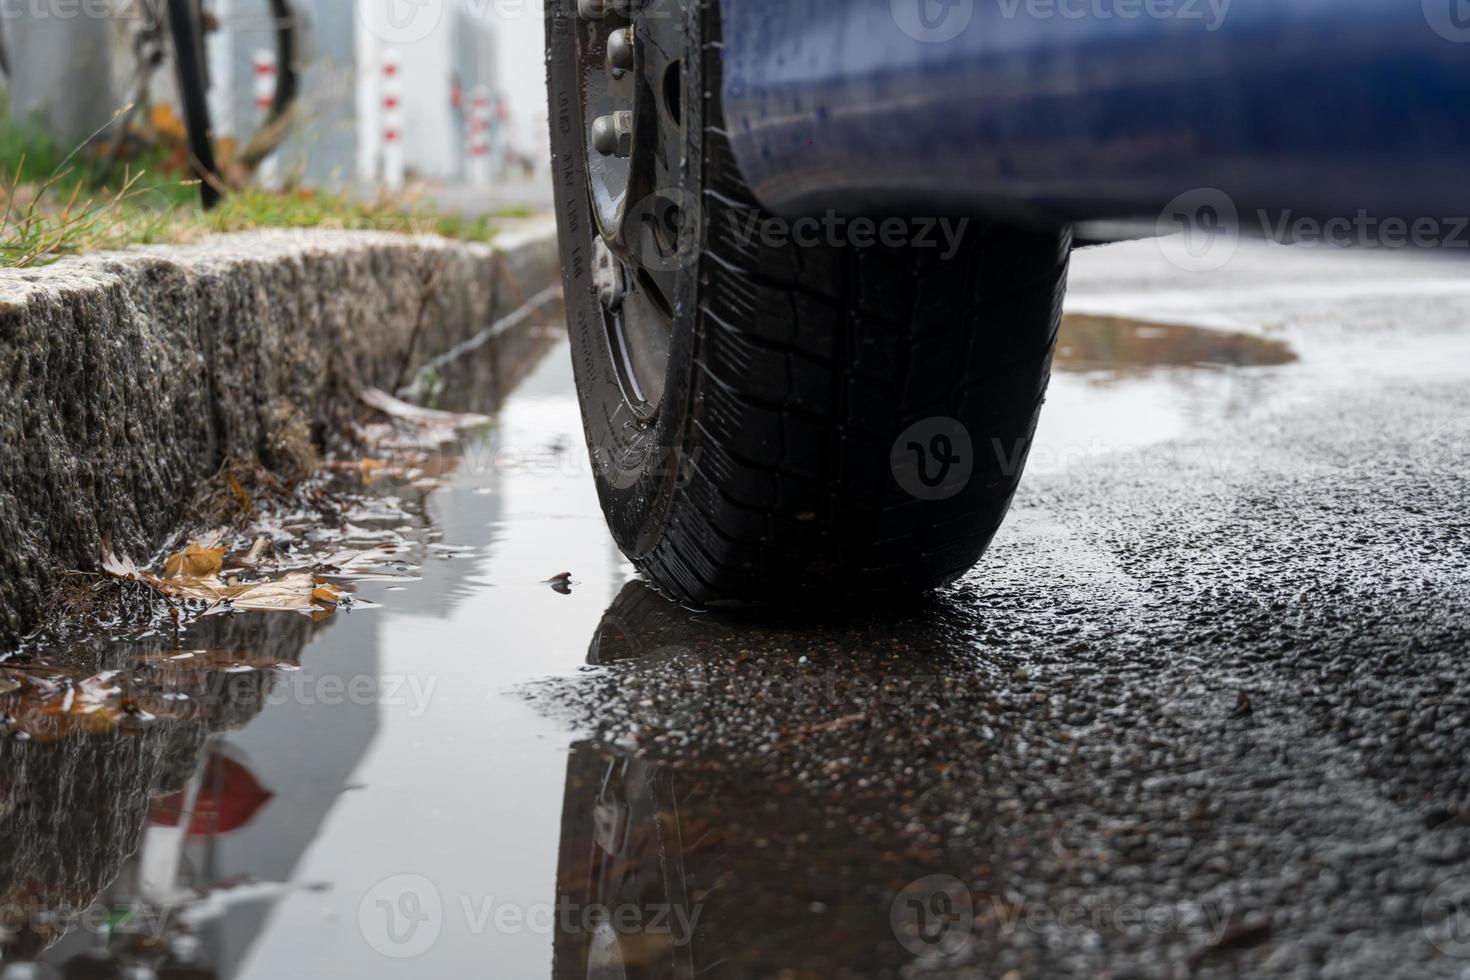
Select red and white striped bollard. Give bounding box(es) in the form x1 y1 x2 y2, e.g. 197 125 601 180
253 50 279 188
467 86 493 188
381 48 405 192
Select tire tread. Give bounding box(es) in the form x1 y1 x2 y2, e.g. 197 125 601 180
631 1 1072 603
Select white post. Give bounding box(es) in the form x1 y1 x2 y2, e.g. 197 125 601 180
492 95 510 180
467 86 493 188
207 0 236 142
253 49 279 188
355 1 382 187
381 48 406 192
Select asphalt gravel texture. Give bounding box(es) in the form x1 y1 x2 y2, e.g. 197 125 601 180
528 240 1470 979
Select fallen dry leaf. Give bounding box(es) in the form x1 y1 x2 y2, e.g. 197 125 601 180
318 548 394 574
101 544 348 616
227 473 255 515
164 542 226 580
101 549 144 580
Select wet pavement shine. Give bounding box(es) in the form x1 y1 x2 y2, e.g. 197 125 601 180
4 239 1470 979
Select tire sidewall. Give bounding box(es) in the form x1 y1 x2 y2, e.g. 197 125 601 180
545 0 704 560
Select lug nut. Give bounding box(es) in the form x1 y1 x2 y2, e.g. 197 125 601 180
591 111 634 158
607 28 634 75
593 239 626 311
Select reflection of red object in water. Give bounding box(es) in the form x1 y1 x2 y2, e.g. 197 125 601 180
151 754 273 836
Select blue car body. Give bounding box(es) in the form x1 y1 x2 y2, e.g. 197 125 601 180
721 0 1470 227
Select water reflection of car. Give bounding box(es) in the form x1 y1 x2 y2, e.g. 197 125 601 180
546 0 1470 608
555 585 713 979
552 583 938 979
554 746 710 980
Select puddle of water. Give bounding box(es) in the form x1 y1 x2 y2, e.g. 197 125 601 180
1055 314 1297 376
0 310 1308 977
1032 315 1300 476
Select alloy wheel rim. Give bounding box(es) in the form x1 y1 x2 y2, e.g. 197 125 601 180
575 0 691 417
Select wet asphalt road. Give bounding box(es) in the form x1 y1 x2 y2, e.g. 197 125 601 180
5 237 1470 979
530 239 1470 979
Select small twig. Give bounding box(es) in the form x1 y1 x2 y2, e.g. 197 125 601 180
393 261 449 393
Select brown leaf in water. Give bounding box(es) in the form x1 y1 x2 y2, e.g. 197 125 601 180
228 473 255 515
164 542 226 580
100 544 348 615
209 573 342 612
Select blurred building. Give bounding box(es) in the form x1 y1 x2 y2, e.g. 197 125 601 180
1 4 130 142
1 0 504 188
212 0 502 186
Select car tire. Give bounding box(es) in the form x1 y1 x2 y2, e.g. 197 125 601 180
547 0 1071 605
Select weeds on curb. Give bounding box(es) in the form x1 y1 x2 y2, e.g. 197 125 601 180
0 158 165 267
0 108 522 268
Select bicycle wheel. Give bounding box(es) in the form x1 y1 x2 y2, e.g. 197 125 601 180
265 0 300 125
164 0 302 206
165 0 223 208
231 0 303 173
